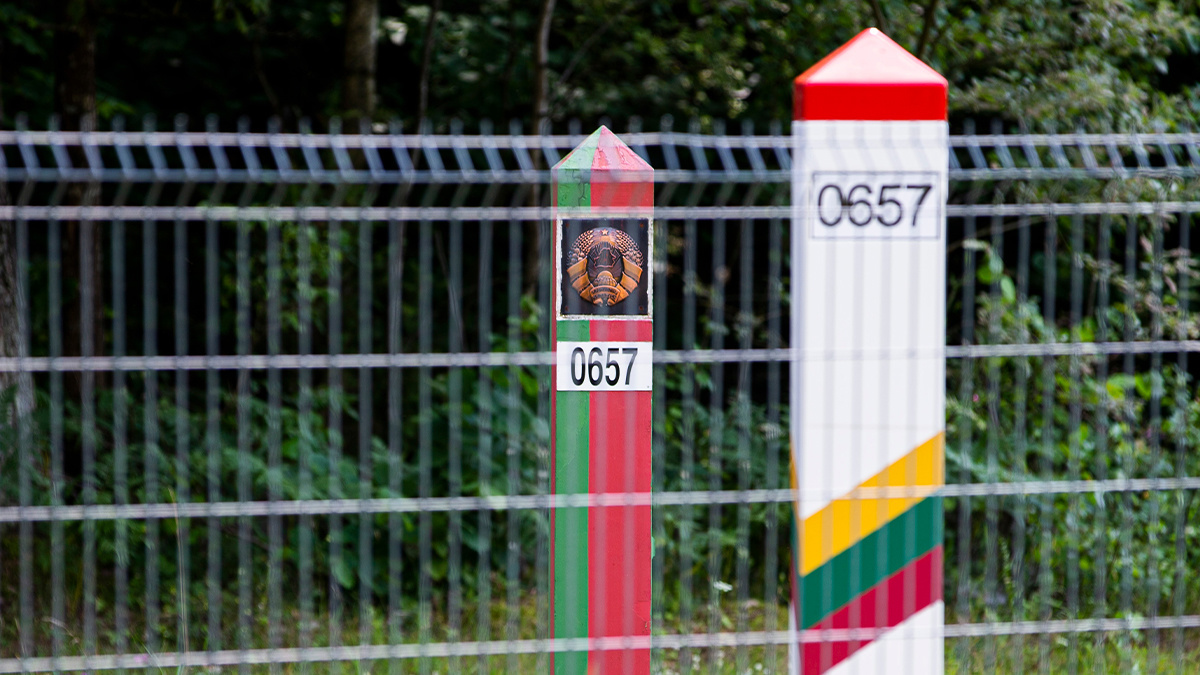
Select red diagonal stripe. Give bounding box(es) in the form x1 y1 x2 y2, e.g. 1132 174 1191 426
803 545 943 674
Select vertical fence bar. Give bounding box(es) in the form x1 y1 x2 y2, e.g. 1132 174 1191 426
1066 208 1085 675
1119 207 1136 672
418 211 434 674
112 211 130 670
358 218 375 663
81 216 98 667
418 120 442 674
1092 212 1112 675
734 144 755 675
203 221 221 655
143 213 163 658
505 159 522 675
650 126 669 675
235 217 251 675
387 214 405 674
680 138 700 675
267 219 283 674
174 203 192 665
706 188 727 675
204 114 225 657
48 211 65 665
16 203 33 660
328 214 346 661
765 118 787 674
1145 203 1165 673
535 125 553 675
475 122 496 670
1170 207 1191 672
448 216 465 674
297 212 316 673
982 200 1003 672
953 126 980 675
1008 204 1031 673
1038 206 1059 674
173 113 194 663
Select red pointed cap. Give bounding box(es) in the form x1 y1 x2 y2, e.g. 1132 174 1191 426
794 28 947 121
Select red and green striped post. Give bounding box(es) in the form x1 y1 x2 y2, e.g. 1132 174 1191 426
551 126 654 675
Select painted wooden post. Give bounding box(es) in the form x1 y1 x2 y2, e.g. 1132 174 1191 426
551 126 654 675
789 29 948 674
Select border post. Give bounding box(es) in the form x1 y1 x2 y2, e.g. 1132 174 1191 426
789 28 949 674
551 126 654 675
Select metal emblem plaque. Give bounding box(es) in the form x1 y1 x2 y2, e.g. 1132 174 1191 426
558 218 651 318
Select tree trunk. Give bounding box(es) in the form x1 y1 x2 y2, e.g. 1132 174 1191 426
526 0 556 295
55 0 97 131
54 0 101 482
343 0 378 120
0 216 34 439
55 0 102 364
532 0 556 136
416 0 442 128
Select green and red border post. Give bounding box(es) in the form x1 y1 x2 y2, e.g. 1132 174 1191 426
789 29 949 674
551 127 654 675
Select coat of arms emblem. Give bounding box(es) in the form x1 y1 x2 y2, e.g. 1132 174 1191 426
558 218 651 317
566 227 644 306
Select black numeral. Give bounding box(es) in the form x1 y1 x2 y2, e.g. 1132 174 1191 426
570 347 586 386
622 347 638 385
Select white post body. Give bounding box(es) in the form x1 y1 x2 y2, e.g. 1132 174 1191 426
790 119 947 675
788 27 950 675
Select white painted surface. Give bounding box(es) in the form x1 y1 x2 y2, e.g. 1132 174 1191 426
555 341 653 391
788 602 945 675
790 120 948 518
830 601 945 675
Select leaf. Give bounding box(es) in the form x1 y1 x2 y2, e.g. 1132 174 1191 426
1106 374 1135 400
1001 276 1017 304
332 557 356 590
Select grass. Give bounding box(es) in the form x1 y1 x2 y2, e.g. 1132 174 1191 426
7 585 1200 674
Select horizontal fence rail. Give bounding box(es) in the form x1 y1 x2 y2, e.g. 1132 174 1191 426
0 123 1198 674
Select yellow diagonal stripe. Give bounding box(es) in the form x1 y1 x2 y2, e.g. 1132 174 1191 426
799 432 944 576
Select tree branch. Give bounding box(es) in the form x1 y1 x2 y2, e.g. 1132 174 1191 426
342 0 378 120
915 0 941 61
416 0 443 129
865 0 887 33
532 0 556 135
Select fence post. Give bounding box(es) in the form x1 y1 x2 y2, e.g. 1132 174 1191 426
551 126 655 674
789 28 949 674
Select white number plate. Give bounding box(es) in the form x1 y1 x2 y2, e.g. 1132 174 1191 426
556 341 653 391
810 171 940 240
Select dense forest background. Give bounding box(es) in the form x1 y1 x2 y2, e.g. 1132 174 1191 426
0 0 1198 132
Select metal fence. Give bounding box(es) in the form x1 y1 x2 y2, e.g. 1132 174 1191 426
0 117 1199 674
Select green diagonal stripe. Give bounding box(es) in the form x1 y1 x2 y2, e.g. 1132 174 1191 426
554 319 590 674
800 496 942 629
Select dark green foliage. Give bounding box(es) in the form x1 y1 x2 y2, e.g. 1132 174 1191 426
0 0 1197 129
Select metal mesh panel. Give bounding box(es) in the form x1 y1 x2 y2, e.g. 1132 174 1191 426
0 117 1198 673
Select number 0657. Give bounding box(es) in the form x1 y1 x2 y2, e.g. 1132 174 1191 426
556 341 653 391
809 172 940 240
